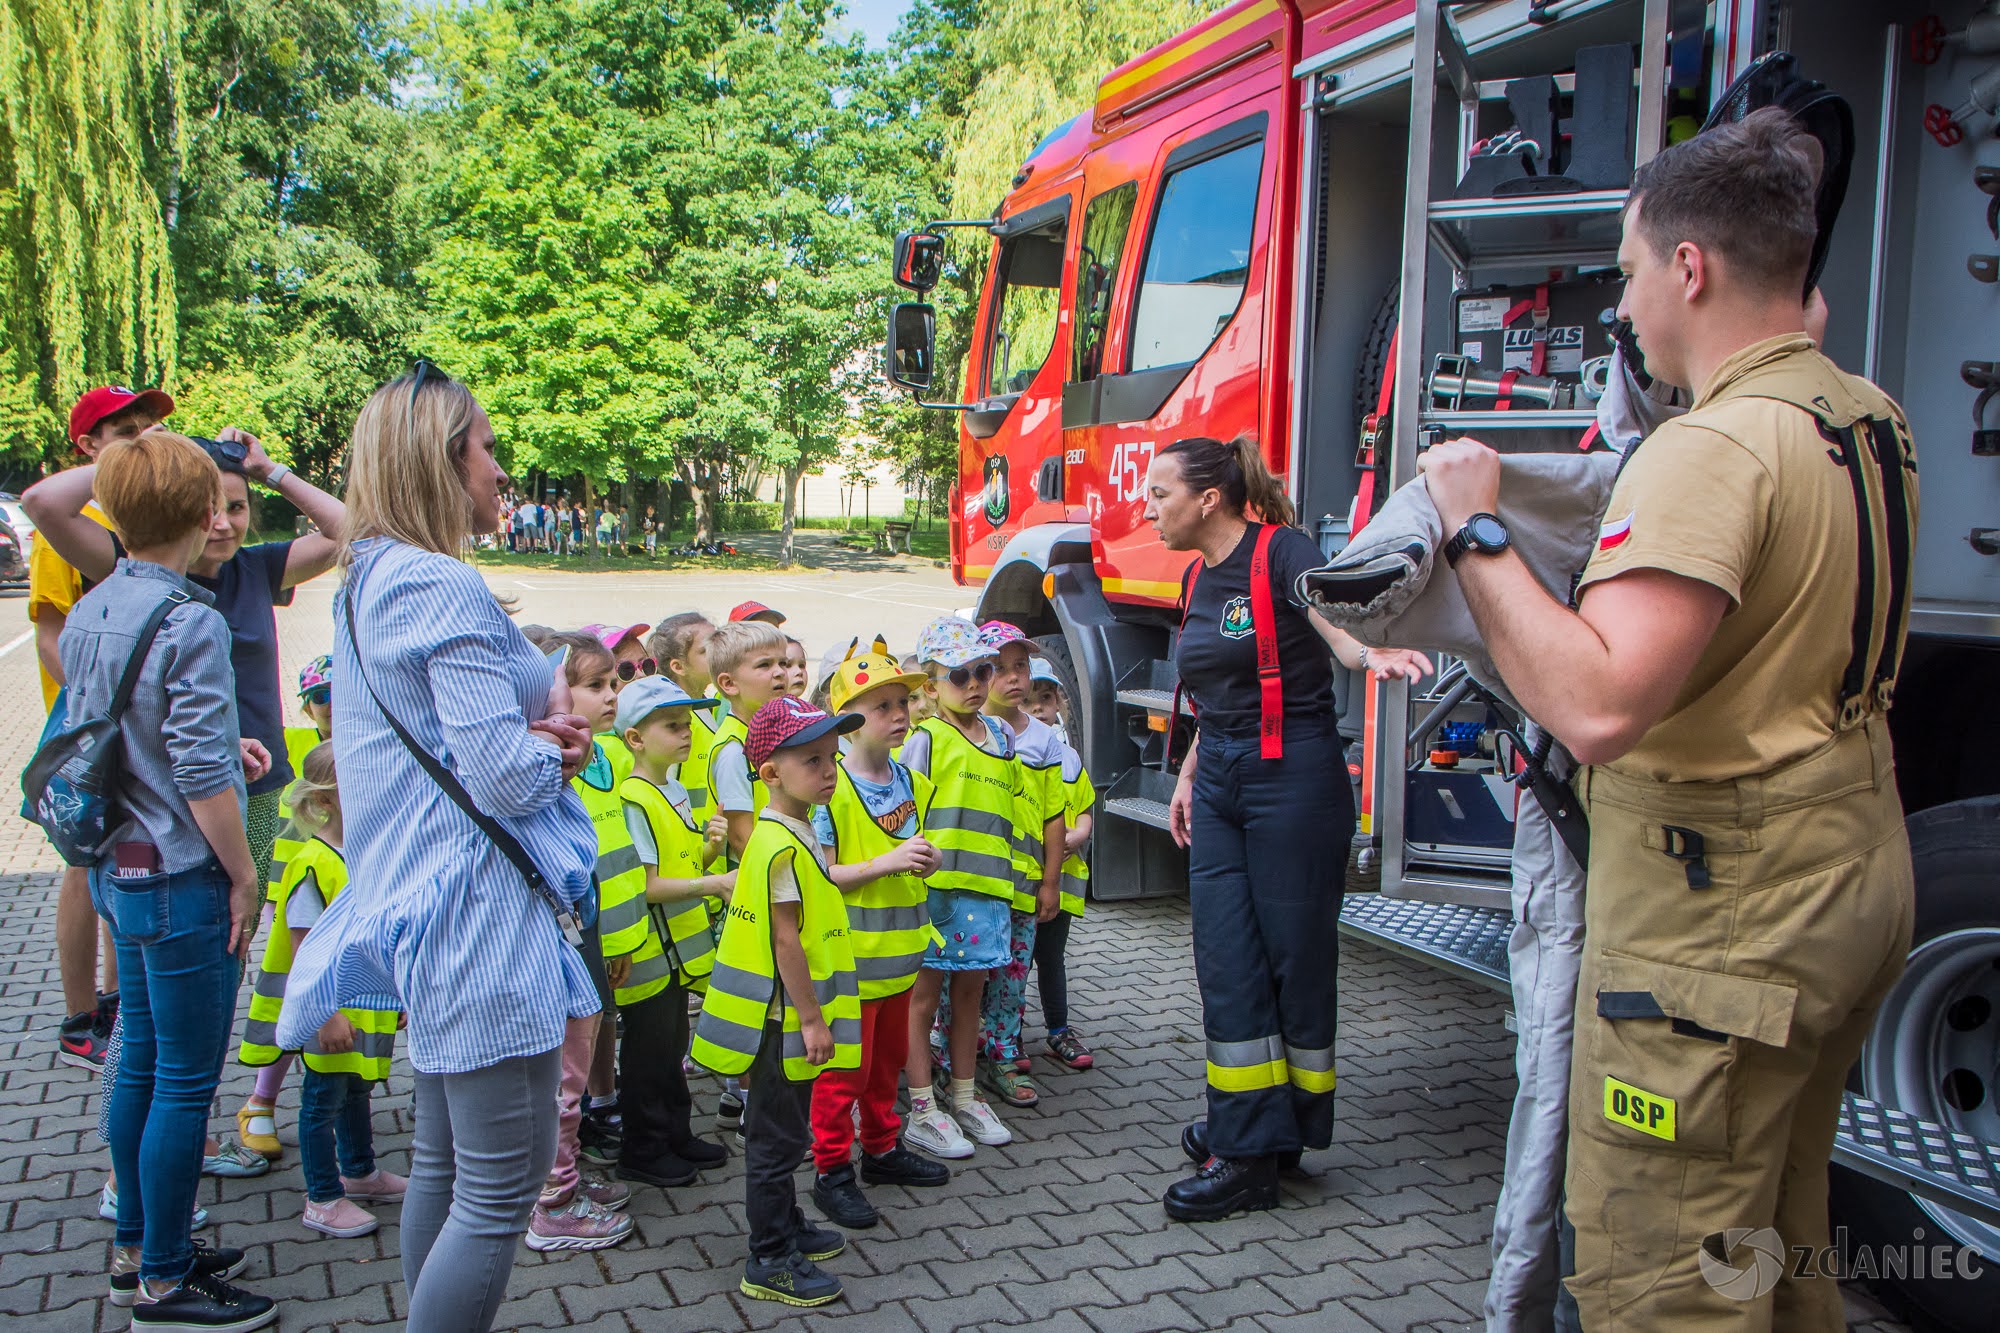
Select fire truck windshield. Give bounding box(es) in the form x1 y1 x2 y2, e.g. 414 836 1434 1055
985 223 1066 398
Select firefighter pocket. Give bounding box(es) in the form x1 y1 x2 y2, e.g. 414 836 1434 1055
1580 950 1797 1159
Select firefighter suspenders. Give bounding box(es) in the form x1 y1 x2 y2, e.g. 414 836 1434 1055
1174 524 1285 762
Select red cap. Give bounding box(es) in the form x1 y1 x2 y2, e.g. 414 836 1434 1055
69 385 174 445
729 600 786 625
745 695 862 769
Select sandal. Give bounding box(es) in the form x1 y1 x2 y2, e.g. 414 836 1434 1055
1046 1029 1095 1070
975 1057 1040 1108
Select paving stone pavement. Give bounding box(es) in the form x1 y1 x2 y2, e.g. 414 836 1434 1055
0 579 1914 1331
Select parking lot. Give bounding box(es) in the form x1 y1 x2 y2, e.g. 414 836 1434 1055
0 569 1912 1330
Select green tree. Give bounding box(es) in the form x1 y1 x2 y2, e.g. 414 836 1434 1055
0 0 185 463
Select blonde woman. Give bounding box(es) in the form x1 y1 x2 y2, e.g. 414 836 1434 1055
277 363 598 1331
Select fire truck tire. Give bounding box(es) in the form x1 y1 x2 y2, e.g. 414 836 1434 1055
1029 632 1081 716
1353 283 1400 436
1830 795 2000 1333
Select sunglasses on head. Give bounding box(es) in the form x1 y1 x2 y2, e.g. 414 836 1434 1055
302 686 331 707
405 357 447 435
616 658 658 682
946 662 995 689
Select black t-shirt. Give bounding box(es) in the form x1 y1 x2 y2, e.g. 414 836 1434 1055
1173 523 1334 738
193 542 295 796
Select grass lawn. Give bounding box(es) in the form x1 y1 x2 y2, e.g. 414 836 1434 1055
471 545 777 573
468 520 949 572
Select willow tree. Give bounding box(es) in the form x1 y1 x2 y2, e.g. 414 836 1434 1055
0 0 185 458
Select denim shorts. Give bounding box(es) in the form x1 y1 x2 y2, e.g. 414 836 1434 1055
923 890 1011 972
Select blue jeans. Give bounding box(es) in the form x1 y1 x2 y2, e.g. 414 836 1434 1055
300 1067 377 1203
90 859 239 1281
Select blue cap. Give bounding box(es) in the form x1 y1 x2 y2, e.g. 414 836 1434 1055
615 674 719 733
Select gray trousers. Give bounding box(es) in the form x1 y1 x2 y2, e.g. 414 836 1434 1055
403 1047 562 1332
1484 750 1586 1333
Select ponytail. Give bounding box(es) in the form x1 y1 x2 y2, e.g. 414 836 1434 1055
1158 435 1297 528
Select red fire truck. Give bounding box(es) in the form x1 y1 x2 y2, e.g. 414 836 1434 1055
885 1 2000 1324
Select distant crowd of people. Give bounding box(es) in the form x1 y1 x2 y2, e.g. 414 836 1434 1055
497 494 660 557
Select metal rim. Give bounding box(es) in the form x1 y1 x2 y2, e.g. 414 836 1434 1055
1859 926 2000 1257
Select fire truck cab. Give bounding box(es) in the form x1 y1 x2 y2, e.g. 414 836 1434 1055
886 2 2000 1325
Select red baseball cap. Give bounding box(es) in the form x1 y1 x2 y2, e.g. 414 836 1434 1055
745 695 862 769
69 385 174 444
729 600 786 625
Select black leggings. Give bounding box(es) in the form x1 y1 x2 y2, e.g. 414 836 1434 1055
1032 911 1074 1034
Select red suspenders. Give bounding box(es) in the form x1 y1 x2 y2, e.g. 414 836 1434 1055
1176 524 1285 762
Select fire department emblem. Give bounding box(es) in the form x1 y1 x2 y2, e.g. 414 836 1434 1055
1219 596 1254 640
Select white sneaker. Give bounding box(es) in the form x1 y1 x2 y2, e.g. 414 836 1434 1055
903 1103 975 1159
955 1097 1012 1147
99 1181 207 1229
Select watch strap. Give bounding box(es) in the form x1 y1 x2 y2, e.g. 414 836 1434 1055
262 462 291 488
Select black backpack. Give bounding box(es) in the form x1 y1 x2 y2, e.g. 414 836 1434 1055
21 589 188 866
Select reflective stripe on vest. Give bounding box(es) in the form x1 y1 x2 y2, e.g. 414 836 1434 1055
906 718 1020 904
690 816 861 1080
620 774 719 993
1010 758 1063 913
1058 768 1095 917
576 761 650 961
825 765 941 1000
238 838 398 1079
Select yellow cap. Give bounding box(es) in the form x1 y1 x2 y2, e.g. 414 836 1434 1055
829 652 928 713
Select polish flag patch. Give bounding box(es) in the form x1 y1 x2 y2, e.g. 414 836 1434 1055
1598 513 1634 552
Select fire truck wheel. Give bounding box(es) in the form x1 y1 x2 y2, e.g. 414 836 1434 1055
1831 795 2000 1332
1353 284 1400 438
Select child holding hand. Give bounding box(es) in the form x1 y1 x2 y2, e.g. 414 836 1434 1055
614 676 736 1187
691 697 865 1309
806 650 952 1229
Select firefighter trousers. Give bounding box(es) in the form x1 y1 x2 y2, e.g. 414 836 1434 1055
1485 746 1587 1333
1562 718 1914 1331
1188 717 1351 1159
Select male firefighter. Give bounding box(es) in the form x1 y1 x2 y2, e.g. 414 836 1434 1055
1421 106 1918 1330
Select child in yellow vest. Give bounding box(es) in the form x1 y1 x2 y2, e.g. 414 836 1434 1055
897 617 1019 1159
692 696 864 1308
804 650 953 1229
648 612 723 824
236 742 407 1239
524 632 636 1252
613 676 736 1187
236 654 336 1160
1028 657 1096 1070
705 619 792 860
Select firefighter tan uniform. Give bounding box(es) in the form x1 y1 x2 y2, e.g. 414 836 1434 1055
1562 336 1918 1330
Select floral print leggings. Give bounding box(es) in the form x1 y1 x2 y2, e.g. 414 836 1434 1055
933 909 1037 1067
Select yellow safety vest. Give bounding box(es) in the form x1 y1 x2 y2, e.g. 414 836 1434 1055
824 764 940 1001
620 773 720 993
905 716 1022 905
237 838 398 1080
1058 762 1096 918
1010 751 1065 914
675 707 721 818
596 731 635 786
270 725 325 886
573 746 660 1004
690 815 861 1080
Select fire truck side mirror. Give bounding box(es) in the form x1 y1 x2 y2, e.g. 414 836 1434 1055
886 302 937 392
893 231 944 294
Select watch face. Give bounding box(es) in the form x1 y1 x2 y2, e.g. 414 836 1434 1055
1468 514 1508 550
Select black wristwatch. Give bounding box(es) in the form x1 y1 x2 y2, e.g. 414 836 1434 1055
1443 513 1510 568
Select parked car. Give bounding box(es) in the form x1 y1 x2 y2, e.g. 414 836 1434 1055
0 517 27 589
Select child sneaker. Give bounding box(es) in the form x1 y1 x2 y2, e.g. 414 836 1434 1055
235 1102 283 1159
811 1164 878 1229
201 1138 271 1179
303 1197 378 1238
1045 1029 1095 1070
579 1174 632 1211
716 1089 745 1132
130 1271 276 1332
339 1169 406 1204
955 1097 1013 1147
100 1181 207 1230
740 1251 842 1308
109 1240 247 1308
525 1194 633 1251
903 1102 975 1159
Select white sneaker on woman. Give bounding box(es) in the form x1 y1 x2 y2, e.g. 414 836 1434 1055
903 1103 975 1159
954 1097 1013 1147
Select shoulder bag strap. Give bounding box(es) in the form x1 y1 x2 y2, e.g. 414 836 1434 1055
107 589 190 722
1249 524 1284 760
341 571 584 948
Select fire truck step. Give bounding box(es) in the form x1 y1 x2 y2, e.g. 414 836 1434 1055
1833 1093 2000 1228
1337 893 1511 992
1102 794 1173 831
1336 896 2000 1225
1114 687 1178 712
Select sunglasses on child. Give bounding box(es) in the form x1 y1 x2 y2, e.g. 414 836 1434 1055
302 686 331 707
616 658 658 682
945 662 995 688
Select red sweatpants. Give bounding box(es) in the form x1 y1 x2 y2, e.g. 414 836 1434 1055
810 989 911 1172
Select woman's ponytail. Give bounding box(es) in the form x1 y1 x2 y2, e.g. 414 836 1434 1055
1159 435 1297 528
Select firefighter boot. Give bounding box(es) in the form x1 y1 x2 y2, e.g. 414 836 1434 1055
1180 1120 1301 1171
1163 1153 1280 1222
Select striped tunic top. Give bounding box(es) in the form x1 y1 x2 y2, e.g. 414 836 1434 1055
276 538 600 1074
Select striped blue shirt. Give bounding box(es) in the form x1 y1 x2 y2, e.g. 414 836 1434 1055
276 538 600 1074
